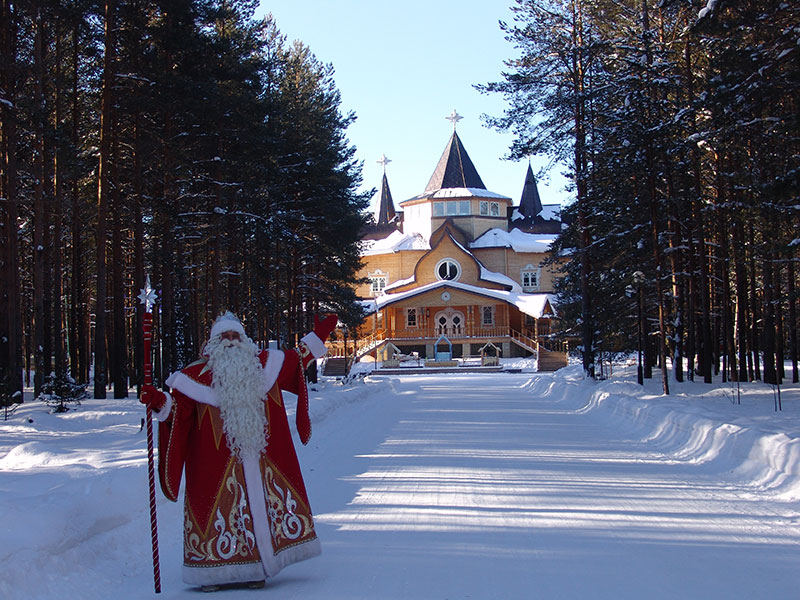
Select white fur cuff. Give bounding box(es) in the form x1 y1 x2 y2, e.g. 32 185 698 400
153 392 173 422
301 332 328 358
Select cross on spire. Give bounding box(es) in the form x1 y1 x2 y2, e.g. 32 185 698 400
377 153 392 172
446 109 463 130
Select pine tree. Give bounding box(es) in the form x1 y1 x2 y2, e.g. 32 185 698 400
480 0 608 378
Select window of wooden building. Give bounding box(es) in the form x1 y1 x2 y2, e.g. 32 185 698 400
521 265 540 291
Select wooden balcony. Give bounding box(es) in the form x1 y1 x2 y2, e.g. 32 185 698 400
326 326 540 359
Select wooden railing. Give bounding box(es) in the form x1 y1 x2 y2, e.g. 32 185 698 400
510 329 539 354
539 338 570 353
326 330 387 358
327 327 547 359
373 326 513 342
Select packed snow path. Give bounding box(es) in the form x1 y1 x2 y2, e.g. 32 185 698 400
1 371 798 599
296 373 800 600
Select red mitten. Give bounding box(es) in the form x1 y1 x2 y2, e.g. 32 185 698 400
313 313 338 342
140 384 166 412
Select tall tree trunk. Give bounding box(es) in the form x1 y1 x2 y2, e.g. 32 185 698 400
52 23 66 379
732 217 749 382
667 216 684 383
0 0 23 403
94 0 115 399
33 11 49 396
132 114 145 389
788 260 798 383
774 261 784 382
69 23 88 383
716 155 736 381
695 187 712 383
748 223 761 380
111 134 127 398
686 222 697 381
684 32 711 383
641 0 668 394
563 0 594 379
762 254 777 384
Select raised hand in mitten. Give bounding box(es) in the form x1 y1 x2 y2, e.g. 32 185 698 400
140 384 167 412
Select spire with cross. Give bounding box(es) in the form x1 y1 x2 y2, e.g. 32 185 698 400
373 153 396 227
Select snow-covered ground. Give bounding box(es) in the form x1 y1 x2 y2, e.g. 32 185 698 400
1 364 798 599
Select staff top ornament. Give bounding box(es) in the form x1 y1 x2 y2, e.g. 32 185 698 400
138 275 158 313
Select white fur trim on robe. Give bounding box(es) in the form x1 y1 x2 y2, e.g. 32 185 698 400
165 350 285 407
152 392 173 422
182 559 264 586
300 332 328 359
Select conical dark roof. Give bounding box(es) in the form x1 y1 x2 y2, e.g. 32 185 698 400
375 172 396 226
519 163 543 218
424 131 486 193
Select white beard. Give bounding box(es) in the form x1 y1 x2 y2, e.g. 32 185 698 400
205 335 269 461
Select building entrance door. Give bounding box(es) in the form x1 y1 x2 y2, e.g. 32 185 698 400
433 309 465 337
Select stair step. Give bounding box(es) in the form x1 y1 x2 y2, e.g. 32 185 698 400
323 357 349 376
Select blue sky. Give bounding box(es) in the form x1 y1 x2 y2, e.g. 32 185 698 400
255 1 571 211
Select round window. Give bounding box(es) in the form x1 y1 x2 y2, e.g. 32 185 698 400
435 258 461 281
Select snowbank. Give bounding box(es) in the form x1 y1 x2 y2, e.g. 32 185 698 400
563 365 800 501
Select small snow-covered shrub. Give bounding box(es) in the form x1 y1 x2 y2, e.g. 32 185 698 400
37 372 89 413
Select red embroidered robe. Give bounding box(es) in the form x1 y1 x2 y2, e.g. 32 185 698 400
155 343 321 586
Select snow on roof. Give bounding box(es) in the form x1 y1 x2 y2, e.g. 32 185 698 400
540 204 561 221
512 204 561 222
470 228 557 253
365 279 556 319
479 266 521 292
403 187 511 204
448 234 521 292
384 274 415 292
360 230 429 256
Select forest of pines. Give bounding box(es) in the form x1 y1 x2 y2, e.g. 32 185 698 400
1 0 798 403
0 0 369 400
483 0 799 392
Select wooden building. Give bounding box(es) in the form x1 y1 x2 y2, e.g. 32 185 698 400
347 115 566 369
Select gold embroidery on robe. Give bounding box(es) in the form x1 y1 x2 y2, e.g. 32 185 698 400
183 461 261 566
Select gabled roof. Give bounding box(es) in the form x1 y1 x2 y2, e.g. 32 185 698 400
361 279 558 319
424 131 487 193
374 172 396 226
385 221 514 294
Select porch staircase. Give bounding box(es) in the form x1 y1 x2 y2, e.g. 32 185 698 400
510 329 538 355
322 357 349 377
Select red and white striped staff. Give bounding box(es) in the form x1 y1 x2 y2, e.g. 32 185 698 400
138 275 161 594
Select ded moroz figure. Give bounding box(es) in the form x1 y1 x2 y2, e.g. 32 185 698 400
140 311 337 592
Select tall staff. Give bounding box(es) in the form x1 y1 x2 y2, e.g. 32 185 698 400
138 276 161 593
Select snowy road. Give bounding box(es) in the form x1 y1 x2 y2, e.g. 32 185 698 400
287 373 799 600
2 371 799 599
